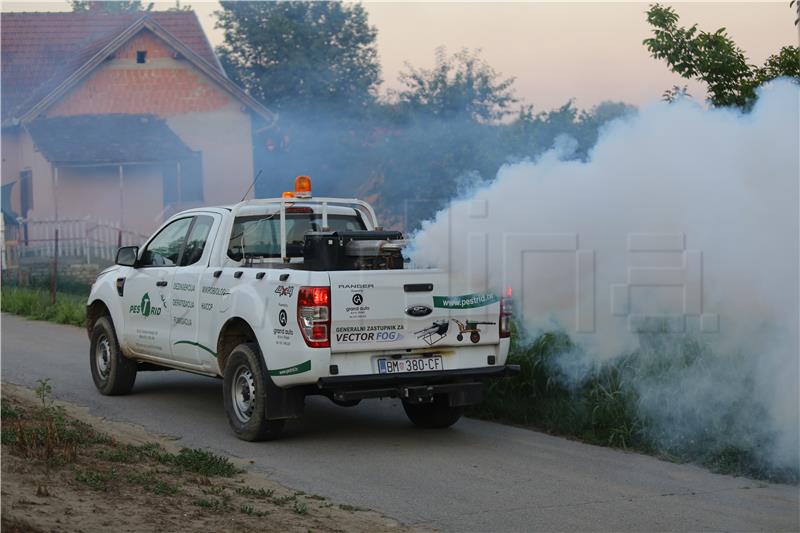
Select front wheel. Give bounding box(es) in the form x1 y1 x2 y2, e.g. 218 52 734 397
89 316 137 395
223 343 285 441
402 395 463 429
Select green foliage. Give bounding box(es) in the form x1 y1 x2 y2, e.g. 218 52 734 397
171 448 242 477
75 468 115 491
643 3 799 108
216 1 380 112
235 486 274 499
3 392 109 467
475 325 798 483
1 287 86 327
71 0 153 12
293 500 309 515
397 47 517 122
35 378 53 410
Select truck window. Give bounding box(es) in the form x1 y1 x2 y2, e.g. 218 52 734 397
228 213 365 260
180 215 214 266
140 217 193 267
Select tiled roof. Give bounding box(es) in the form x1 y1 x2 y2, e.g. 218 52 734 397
27 114 195 164
1 11 222 123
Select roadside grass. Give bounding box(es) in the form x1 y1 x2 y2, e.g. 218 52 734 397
471 325 799 485
2 382 379 531
1 286 86 327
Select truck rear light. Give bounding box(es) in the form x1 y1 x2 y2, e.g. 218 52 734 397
499 287 512 338
298 286 330 347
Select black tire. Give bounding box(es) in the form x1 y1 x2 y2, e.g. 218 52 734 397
223 343 285 441
470 331 480 343
456 334 464 342
90 316 137 395
402 395 463 429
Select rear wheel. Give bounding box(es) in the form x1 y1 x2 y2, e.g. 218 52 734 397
223 343 285 441
89 316 137 395
456 334 464 342
402 395 463 429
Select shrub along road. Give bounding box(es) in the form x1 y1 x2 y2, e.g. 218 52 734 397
2 313 797 532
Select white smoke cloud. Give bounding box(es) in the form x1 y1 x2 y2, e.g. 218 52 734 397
410 80 799 471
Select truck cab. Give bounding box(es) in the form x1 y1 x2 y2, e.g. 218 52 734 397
87 177 517 440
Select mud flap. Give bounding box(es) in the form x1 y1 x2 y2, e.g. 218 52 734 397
264 373 305 420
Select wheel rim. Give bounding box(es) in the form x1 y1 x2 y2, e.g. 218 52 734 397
232 365 256 423
96 334 111 380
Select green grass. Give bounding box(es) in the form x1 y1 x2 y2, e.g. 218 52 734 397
75 468 116 491
1 286 86 327
472 324 799 484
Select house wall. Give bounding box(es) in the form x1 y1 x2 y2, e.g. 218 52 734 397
1 128 57 221
55 165 164 236
23 29 256 233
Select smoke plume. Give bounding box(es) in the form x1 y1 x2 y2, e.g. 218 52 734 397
410 81 799 472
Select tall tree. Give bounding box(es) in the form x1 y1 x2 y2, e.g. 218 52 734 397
396 47 517 122
643 3 799 108
216 1 381 112
70 1 153 11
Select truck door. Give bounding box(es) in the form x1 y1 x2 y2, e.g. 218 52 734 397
169 214 217 367
121 216 193 358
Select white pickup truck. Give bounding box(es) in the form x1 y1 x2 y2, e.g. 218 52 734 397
87 177 517 440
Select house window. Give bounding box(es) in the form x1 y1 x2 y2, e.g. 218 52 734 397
162 154 203 206
136 50 147 64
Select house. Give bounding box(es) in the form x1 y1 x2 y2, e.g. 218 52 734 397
1 10 274 241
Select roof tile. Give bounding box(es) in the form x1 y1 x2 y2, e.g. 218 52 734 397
1 11 222 122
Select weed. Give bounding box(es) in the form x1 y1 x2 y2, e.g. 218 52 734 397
35 378 53 410
117 443 240 477
293 501 308 516
2 398 21 420
193 496 231 513
338 504 367 512
75 468 115 491
235 486 274 499
271 494 296 506
202 485 227 497
126 470 180 495
240 504 269 517
96 444 140 463
171 448 241 477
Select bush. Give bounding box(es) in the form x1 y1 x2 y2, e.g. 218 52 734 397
473 324 798 484
1 287 86 327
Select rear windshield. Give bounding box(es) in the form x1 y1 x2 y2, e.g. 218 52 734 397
228 213 365 260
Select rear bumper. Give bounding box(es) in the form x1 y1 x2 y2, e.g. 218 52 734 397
317 364 520 406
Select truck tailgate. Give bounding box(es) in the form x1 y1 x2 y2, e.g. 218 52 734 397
329 270 500 353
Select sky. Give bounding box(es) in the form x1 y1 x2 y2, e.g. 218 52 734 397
3 1 798 110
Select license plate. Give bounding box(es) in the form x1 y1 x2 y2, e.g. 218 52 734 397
377 356 443 374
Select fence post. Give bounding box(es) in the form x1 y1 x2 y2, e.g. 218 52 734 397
84 218 90 265
51 229 59 305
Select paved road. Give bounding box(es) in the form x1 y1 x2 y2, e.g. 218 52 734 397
2 313 798 532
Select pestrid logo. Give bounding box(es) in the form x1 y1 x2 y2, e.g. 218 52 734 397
129 292 162 317
405 304 432 317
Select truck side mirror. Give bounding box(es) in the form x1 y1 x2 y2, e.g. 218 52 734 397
116 246 139 267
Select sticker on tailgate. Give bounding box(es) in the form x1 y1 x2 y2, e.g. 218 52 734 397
433 292 498 309
335 324 405 343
